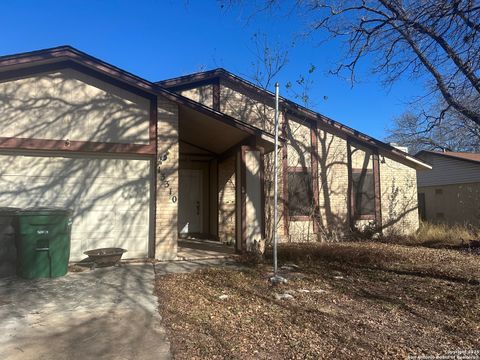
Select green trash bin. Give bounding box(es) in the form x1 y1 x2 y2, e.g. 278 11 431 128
16 208 73 279
0 207 20 278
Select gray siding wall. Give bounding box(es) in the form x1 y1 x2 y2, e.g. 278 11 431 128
417 153 480 187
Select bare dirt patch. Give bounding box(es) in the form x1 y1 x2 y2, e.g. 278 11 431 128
155 242 480 359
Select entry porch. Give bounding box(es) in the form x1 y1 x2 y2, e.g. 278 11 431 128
176 103 274 253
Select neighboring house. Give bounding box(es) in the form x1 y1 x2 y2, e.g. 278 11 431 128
416 151 480 226
0 46 431 263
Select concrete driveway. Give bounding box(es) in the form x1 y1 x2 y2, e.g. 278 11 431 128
0 264 170 360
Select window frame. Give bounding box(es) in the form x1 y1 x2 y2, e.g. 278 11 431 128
281 116 320 236
286 166 315 221
350 168 376 220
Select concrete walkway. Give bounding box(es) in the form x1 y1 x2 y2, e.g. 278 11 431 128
176 239 237 261
155 258 244 276
0 264 170 360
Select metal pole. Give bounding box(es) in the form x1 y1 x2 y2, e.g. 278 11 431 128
273 82 279 276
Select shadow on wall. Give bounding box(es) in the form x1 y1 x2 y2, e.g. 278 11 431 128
184 81 420 243
220 83 351 243
381 176 419 235
218 156 236 244
180 85 214 110
280 119 351 242
221 81 276 133
0 68 179 260
316 130 350 239
0 69 150 144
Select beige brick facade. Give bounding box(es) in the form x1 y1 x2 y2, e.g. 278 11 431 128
264 149 286 241
380 156 420 235
155 96 179 260
316 129 350 234
165 76 423 245
220 80 275 132
180 85 213 108
218 155 236 244
0 68 151 144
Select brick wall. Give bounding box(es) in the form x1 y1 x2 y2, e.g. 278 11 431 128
179 85 213 108
264 150 286 241
220 80 275 132
316 130 350 236
218 155 236 244
380 156 419 235
172 80 421 241
155 96 179 260
0 68 151 144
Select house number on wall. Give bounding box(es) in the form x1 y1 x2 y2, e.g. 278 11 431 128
160 173 170 188
158 171 177 203
157 152 176 203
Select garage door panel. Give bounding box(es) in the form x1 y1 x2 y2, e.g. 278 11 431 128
116 234 149 258
0 177 17 203
77 210 116 234
117 209 149 223
0 176 74 207
118 160 151 177
116 231 148 245
0 177 53 206
23 158 66 177
0 154 151 261
0 156 30 174
70 239 83 260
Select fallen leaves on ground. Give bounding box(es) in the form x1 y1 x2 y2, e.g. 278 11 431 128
155 242 480 359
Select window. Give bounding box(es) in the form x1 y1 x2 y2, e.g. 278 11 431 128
435 188 443 195
352 169 375 217
287 170 313 217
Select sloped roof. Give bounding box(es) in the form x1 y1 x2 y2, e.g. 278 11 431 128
416 150 480 166
158 68 431 170
0 46 276 145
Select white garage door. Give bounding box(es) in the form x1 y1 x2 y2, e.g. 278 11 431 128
0 153 152 261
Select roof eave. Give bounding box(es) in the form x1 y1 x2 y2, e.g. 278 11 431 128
404 154 432 170
416 150 480 166
158 68 430 170
0 47 278 147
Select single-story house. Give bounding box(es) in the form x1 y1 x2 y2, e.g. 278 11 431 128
416 151 480 226
0 46 431 262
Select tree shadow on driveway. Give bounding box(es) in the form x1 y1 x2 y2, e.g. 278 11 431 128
0 264 170 360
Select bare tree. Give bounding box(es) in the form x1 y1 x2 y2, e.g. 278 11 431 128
225 0 480 129
248 32 289 90
386 106 480 154
246 35 335 244
285 63 318 107
245 32 289 244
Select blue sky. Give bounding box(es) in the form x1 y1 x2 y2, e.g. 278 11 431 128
0 0 424 140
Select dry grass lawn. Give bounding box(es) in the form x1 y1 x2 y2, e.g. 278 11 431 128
385 221 480 249
155 242 480 359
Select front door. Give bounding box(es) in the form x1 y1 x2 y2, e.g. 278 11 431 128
178 169 203 234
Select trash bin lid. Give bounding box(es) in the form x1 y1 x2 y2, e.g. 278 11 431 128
0 207 21 216
17 207 73 216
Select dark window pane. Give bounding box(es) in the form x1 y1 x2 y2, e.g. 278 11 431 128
352 171 375 216
288 171 313 216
